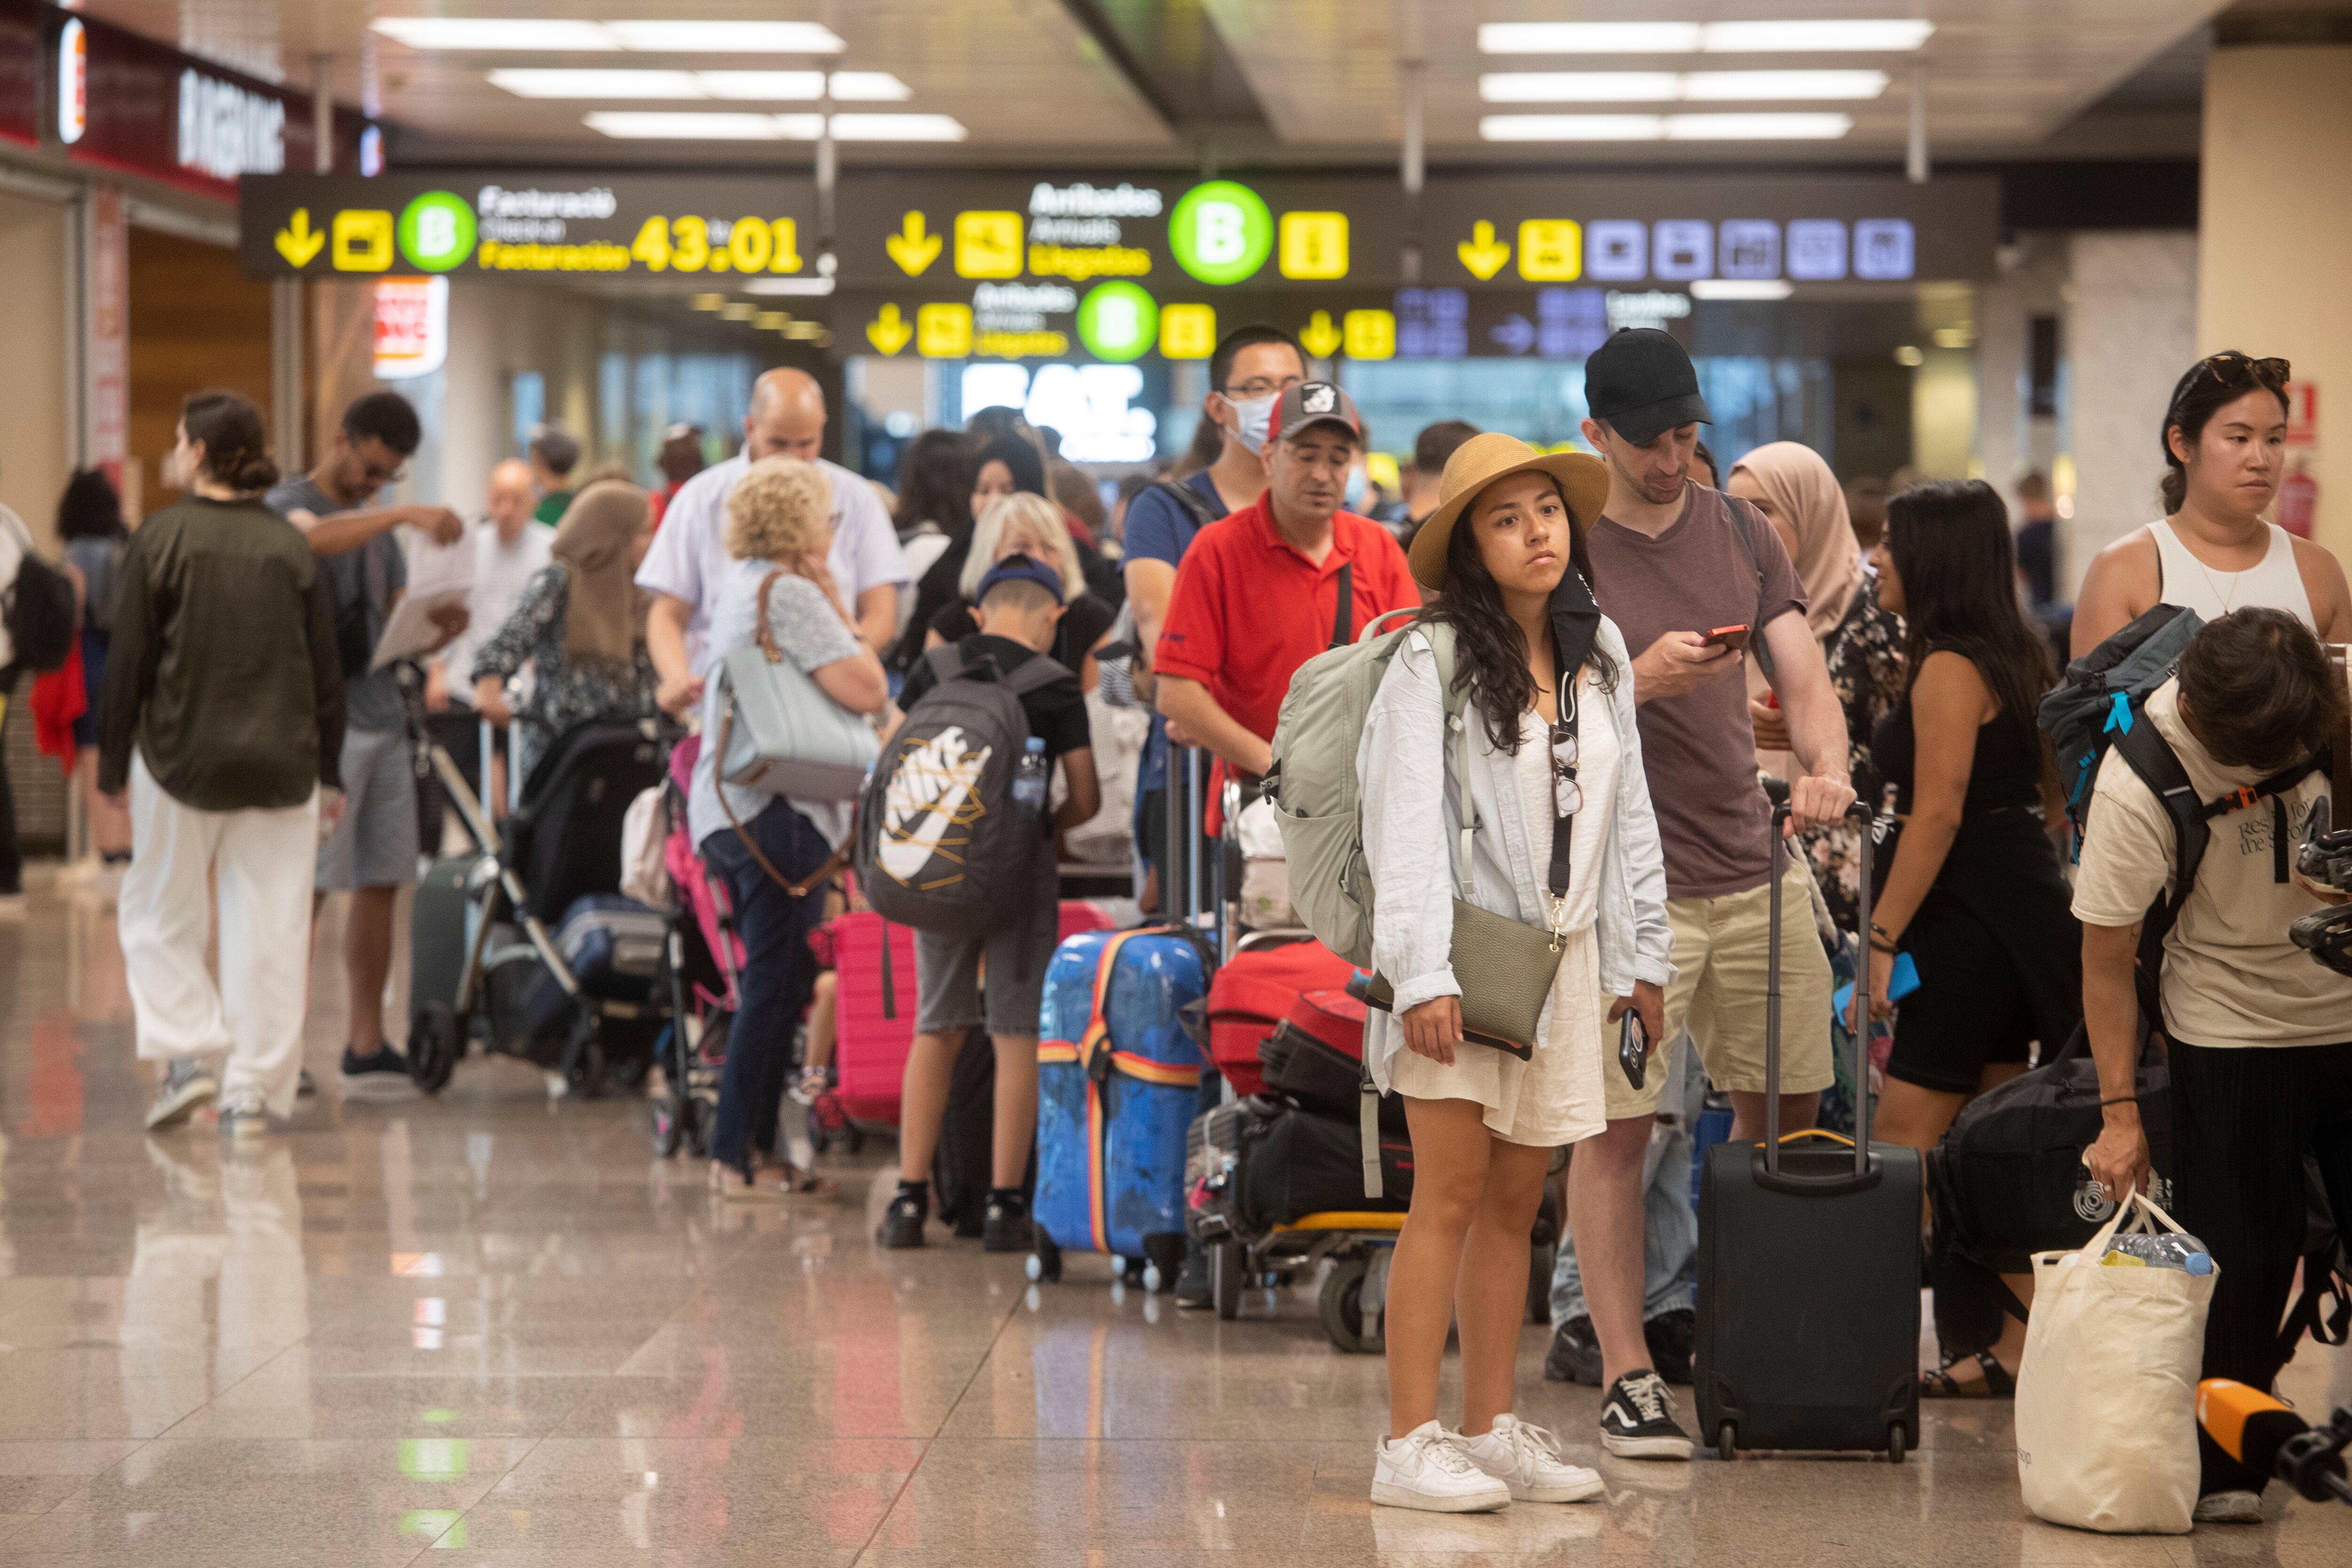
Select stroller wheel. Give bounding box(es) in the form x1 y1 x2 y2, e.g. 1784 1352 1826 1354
563 1014 607 1101
410 1004 461 1095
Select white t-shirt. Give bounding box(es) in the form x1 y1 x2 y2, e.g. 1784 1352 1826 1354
634 452 905 674
0 504 28 669
438 519 554 705
2070 679 2352 1047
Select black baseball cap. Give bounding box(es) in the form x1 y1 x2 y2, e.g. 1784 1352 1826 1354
1271 380 1362 446
1585 328 1711 446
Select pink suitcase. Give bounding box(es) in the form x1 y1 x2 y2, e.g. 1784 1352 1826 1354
828 900 1114 1130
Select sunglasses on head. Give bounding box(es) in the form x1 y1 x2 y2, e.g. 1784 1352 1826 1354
2179 352 2290 406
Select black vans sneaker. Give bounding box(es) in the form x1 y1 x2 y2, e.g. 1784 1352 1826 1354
877 1190 927 1249
1645 1308 1697 1385
1544 1314 1603 1385
1599 1370 1694 1460
981 1192 1028 1253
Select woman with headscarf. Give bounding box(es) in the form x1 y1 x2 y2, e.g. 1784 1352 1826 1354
893 433 1048 674
1725 442 1906 931
470 480 663 781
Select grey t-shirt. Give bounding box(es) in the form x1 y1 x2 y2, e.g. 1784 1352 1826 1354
264 475 408 733
688 558 864 850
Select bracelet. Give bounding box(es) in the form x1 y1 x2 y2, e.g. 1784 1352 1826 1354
1869 936 1899 955
2098 1094 2140 1108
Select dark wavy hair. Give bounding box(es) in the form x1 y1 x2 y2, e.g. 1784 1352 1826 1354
1426 476 1614 754
57 468 124 541
181 390 279 494
893 427 973 535
1885 479 2053 753
2161 351 2289 514
2178 608 2343 774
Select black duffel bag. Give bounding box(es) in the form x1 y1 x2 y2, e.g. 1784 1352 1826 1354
1924 1023 2175 1275
1189 1095 1412 1244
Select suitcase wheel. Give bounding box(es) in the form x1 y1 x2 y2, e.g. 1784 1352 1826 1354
562 1013 607 1100
1025 1225 1062 1284
1139 1234 1187 1296
1716 1423 1737 1463
1885 1424 1907 1465
1319 1257 1384 1354
1210 1240 1243 1320
410 1004 461 1095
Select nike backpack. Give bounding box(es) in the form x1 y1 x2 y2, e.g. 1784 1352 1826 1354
854 641 1075 940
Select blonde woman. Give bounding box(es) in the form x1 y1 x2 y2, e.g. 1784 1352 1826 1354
686 457 890 1199
925 492 1116 679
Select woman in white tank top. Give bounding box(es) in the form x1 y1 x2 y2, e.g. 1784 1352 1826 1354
2069 351 2348 658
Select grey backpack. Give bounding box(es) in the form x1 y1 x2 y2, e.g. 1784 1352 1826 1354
855 642 1073 939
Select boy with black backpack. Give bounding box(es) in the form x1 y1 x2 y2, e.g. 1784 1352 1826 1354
866 555 1099 1252
2073 608 2352 1522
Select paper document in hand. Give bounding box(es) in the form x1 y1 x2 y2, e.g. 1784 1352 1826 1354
371 589 472 671
403 528 477 600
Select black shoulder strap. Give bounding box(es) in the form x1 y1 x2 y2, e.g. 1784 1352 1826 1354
2112 719 2207 959
923 641 975 685
1329 560 1354 650
1150 479 1218 534
1003 651 1078 698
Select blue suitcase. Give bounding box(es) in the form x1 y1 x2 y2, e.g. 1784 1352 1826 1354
1029 927 1209 1290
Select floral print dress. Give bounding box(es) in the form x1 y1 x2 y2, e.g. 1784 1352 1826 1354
1801 578 1906 931
468 564 660 782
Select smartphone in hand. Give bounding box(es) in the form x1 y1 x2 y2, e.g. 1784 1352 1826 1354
1619 1008 1648 1089
1702 624 1751 653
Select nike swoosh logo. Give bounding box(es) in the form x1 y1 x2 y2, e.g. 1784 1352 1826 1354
877 725 993 885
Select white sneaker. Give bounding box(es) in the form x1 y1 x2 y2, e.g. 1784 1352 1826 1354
215 1090 270 1140
1459 1414 1605 1503
1372 1420 1512 1513
2192 1489 2264 1524
146 1058 219 1130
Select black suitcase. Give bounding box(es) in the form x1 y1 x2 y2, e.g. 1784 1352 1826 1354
411 854 481 1018
1694 802 1922 1462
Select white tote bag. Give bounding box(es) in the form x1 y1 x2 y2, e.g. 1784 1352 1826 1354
619 784 672 908
2014 1192 2216 1535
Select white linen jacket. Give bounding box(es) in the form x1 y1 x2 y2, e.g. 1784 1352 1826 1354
1356 617 1675 1092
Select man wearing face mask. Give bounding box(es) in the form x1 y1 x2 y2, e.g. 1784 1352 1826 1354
1153 381 1420 804
1124 326 1306 913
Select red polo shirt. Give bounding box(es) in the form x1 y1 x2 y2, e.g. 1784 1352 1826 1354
1154 493 1421 749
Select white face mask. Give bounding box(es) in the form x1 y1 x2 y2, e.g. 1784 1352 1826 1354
1344 463 1368 508
1224 392 1278 452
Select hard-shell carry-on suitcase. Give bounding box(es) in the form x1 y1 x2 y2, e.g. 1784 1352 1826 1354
1202 936 1353 1096
1695 801 1922 1462
1029 925 1210 1291
411 854 483 1019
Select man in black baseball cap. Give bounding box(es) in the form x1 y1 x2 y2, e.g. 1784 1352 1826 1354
1544 326 1855 1463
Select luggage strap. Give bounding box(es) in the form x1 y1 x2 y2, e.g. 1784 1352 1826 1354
2280 1249 2352 1360
1360 1054 1383 1201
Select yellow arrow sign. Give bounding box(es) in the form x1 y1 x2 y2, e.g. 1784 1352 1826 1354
885 211 942 276
1299 310 1342 358
866 303 914 355
275 207 326 267
1457 220 1509 281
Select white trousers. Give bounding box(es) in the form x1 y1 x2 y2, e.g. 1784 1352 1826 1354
120 757 319 1118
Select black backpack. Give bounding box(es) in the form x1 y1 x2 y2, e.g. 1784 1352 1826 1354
3 533 77 675
855 641 1074 939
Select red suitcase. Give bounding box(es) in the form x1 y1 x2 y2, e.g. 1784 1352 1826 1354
829 902 1114 1128
1203 938 1354 1095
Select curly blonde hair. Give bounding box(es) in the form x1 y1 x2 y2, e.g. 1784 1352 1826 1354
959 491 1083 604
726 456 833 560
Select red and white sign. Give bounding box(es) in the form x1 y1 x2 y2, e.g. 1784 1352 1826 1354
56 17 86 144
87 186 128 491
373 276 449 380
2286 382 2320 447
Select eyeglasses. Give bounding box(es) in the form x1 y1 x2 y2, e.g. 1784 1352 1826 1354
2181 352 2290 405
1220 374 1305 401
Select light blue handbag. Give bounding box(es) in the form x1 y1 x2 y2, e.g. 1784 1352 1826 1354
715 569 877 801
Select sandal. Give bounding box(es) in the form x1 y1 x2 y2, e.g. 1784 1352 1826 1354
1919 1349 2015 1400
755 1154 842 1198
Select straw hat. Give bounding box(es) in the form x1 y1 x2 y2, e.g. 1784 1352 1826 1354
1406 432 1611 592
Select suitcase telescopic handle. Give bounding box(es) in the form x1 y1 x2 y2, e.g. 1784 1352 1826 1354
1764 800 1879 1191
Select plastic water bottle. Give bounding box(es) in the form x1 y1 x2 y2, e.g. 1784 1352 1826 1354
1011 737 1049 821
2102 1230 2214 1274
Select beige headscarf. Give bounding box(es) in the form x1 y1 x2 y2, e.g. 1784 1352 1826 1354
1729 441 1865 642
552 480 652 667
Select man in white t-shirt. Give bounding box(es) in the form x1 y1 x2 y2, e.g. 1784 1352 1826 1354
2074 608 2352 1521
637 367 904 714
429 459 552 713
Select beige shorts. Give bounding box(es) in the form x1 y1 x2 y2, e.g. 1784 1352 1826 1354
1603 851 1834 1119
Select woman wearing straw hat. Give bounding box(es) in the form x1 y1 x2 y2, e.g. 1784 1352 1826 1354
1363 433 1674 1512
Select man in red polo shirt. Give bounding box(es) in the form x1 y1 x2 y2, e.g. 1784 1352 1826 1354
1154 380 1419 791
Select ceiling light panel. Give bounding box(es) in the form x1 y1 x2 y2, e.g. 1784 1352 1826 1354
1482 70 1886 103
372 18 620 52
1480 115 1668 142
1663 112 1854 140
690 70 826 99
827 113 967 141
1480 23 1703 54
603 21 844 53
584 111 787 139
824 72 914 102
1480 112 1855 142
1701 21 1935 53
488 69 704 98
1477 20 1933 56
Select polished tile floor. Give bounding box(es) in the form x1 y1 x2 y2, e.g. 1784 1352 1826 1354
2 876 2346 1566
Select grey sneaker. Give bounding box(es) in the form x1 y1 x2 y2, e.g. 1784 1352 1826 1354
145 1058 219 1130
215 1090 270 1140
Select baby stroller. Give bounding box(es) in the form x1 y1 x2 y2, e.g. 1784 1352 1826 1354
407 712 675 1097
648 733 745 1157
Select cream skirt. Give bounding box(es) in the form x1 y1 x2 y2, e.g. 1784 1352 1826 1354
1385 922 1607 1147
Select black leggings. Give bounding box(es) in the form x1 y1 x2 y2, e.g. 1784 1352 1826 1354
2169 1038 2352 1494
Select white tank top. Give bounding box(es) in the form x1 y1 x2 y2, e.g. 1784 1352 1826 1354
2149 519 2315 630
